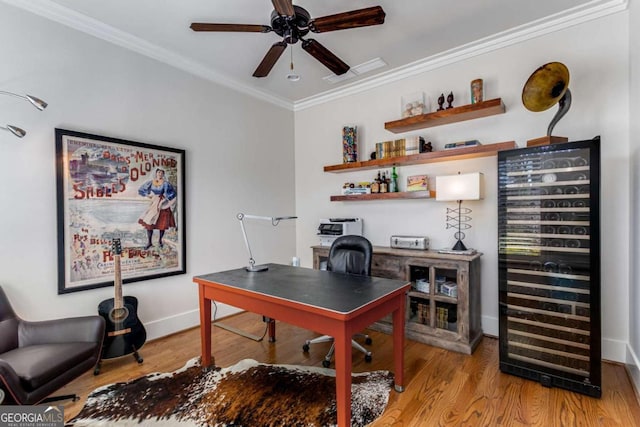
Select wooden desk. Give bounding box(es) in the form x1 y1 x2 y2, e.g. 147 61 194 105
194 263 410 427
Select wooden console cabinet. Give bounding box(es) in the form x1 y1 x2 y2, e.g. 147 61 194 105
312 245 483 354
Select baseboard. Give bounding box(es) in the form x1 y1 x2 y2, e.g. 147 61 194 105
603 337 628 363
626 345 640 404
144 303 242 342
482 314 627 363
482 314 499 338
145 310 631 365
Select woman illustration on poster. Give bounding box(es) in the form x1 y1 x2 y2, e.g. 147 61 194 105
138 168 176 249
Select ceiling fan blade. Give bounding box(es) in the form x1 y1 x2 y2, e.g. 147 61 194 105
272 0 295 17
309 6 386 33
253 41 288 77
190 23 272 33
301 39 349 76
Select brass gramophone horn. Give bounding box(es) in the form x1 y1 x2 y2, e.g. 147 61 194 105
522 62 572 136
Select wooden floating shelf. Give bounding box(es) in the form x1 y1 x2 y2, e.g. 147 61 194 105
330 190 434 202
324 141 517 173
384 98 506 134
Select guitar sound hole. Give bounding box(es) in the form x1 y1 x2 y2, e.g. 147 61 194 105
110 307 130 323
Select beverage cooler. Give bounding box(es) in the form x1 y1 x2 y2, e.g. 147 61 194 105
497 137 601 397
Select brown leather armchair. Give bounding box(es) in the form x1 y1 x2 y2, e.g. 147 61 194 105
0 286 105 404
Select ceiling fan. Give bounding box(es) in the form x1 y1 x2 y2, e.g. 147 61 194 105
190 0 386 78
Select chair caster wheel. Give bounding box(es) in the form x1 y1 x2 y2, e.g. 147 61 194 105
365 354 372 363
322 360 331 368
302 344 310 352
365 337 372 345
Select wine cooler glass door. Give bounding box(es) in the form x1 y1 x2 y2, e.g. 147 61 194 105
498 137 601 397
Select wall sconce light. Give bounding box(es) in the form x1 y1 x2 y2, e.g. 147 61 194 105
237 212 297 271
436 172 484 251
0 125 26 138
0 90 48 138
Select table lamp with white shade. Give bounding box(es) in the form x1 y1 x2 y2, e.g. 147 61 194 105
435 172 484 251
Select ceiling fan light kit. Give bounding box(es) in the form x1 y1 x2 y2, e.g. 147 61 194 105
286 47 301 82
191 1 385 78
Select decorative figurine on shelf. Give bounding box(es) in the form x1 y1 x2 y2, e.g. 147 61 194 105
446 92 454 109
419 140 433 153
437 93 445 111
471 79 483 104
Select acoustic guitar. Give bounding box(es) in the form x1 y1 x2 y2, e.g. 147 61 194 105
95 238 146 374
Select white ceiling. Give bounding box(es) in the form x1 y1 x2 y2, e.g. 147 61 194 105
4 0 626 109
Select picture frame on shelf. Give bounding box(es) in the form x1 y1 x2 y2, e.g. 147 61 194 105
407 174 429 192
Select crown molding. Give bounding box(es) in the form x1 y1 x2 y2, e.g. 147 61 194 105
0 0 294 110
293 0 628 111
2 0 627 112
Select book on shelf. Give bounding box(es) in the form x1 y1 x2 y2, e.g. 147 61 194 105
341 186 371 195
444 140 481 150
376 136 423 159
436 306 448 329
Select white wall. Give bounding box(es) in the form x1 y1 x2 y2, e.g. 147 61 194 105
628 0 640 389
1 1 634 371
0 3 296 340
295 12 630 362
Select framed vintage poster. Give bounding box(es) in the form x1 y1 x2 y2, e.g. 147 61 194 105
55 128 186 294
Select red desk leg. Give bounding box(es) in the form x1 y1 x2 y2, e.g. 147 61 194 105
334 327 352 427
392 294 406 392
199 285 212 367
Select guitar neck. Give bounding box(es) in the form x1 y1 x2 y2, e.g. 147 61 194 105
114 254 123 309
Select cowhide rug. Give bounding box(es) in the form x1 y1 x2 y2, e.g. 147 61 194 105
66 358 394 427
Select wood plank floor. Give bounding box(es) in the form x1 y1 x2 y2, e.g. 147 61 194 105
58 312 640 426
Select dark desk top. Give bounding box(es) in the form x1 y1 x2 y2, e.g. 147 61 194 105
195 263 410 314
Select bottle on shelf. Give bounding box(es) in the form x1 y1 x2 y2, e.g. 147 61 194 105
371 171 381 193
390 166 399 192
380 171 388 193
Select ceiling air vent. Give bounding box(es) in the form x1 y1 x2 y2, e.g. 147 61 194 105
323 57 387 84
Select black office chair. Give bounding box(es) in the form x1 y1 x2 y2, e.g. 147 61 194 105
303 235 374 367
0 286 105 404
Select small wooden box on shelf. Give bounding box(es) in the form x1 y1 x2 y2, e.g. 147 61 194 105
312 245 483 354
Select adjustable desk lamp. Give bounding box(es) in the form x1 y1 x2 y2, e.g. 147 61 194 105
237 213 297 272
214 213 297 341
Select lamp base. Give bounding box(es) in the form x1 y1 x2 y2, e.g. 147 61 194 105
451 239 468 251
245 264 269 272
